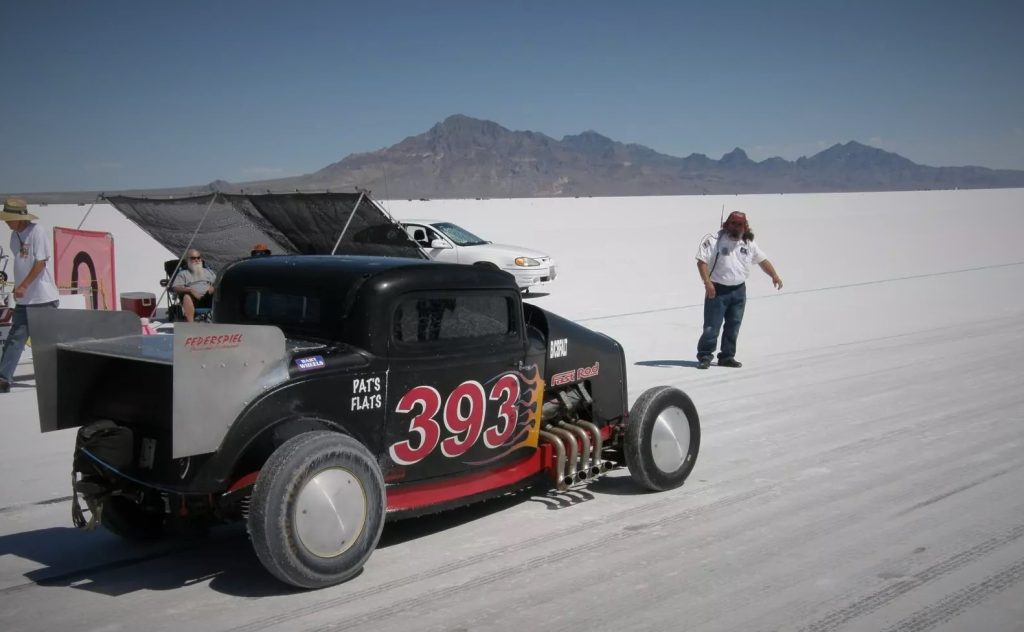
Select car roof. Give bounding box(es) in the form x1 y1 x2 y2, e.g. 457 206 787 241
214 254 520 345
220 254 516 295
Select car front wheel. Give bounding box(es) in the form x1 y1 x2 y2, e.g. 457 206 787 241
624 386 701 491
247 431 385 589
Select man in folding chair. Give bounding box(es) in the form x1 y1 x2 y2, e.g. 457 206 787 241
170 248 216 322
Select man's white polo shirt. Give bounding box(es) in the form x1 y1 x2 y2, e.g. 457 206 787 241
696 232 767 286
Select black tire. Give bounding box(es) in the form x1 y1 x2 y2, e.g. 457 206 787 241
101 495 166 541
247 431 385 589
624 386 701 492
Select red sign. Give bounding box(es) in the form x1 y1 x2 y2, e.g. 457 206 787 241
53 227 116 310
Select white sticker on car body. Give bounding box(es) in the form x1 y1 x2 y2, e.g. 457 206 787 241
351 376 384 411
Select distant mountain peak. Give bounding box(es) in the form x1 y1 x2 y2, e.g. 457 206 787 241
567 129 612 141
561 130 617 153
720 147 753 166
805 140 916 169
431 114 508 135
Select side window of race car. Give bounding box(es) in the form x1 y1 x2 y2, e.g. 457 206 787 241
243 289 321 325
392 294 517 343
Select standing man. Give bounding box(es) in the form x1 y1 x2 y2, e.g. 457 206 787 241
170 248 216 322
695 210 782 370
1 198 60 393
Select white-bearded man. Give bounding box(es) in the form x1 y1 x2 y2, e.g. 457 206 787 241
170 249 216 322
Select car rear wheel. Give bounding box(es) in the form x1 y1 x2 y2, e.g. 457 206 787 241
247 431 385 589
624 386 701 491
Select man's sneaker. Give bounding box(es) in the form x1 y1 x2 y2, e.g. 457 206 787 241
718 358 743 368
697 359 711 370
0 379 9 394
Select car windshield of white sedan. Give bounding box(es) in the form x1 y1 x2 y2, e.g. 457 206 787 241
433 222 488 246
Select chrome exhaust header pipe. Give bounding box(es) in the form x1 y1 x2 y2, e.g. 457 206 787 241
568 419 606 476
545 426 578 487
539 430 569 492
558 421 591 481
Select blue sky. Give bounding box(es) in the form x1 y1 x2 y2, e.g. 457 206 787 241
2 0 1022 192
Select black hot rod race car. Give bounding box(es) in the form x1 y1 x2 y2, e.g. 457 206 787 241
33 255 700 588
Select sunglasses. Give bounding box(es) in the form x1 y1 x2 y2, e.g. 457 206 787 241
189 256 202 261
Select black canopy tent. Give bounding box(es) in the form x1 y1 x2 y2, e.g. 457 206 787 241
106 191 426 274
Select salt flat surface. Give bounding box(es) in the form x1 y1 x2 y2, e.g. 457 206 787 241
2 189 1023 631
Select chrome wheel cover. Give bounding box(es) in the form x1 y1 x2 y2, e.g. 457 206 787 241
294 467 367 558
650 406 691 473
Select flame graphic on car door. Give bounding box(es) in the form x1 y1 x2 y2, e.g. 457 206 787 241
468 363 543 465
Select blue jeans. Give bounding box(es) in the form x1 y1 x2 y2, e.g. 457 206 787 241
696 283 746 362
0 301 59 383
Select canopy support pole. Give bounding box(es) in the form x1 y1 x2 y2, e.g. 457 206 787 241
330 191 365 255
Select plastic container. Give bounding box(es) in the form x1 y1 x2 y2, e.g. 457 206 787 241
120 292 156 318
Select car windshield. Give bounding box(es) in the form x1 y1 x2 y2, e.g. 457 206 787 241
433 222 488 246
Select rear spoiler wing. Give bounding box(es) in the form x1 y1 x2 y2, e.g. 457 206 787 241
30 310 289 458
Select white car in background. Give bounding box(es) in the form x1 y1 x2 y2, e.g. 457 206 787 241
400 220 556 291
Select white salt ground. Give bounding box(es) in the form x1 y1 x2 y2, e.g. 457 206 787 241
1 188 1023 631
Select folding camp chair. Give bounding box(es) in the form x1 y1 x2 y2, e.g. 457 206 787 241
160 259 212 322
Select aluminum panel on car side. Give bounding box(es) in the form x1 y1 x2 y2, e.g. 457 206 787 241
30 308 142 433
172 323 290 458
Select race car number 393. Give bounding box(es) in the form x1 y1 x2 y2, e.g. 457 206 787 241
389 374 523 465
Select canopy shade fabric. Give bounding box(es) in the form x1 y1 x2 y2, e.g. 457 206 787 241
107 191 426 274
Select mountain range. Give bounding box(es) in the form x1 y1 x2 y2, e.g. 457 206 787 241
240 114 1024 198
14 115 1024 202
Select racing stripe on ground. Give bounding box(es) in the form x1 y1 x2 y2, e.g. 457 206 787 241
798 522 1024 632
895 463 1022 517
880 558 1024 632
577 261 1024 323
0 496 72 515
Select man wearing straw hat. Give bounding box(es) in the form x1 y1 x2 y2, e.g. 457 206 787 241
1 198 59 393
